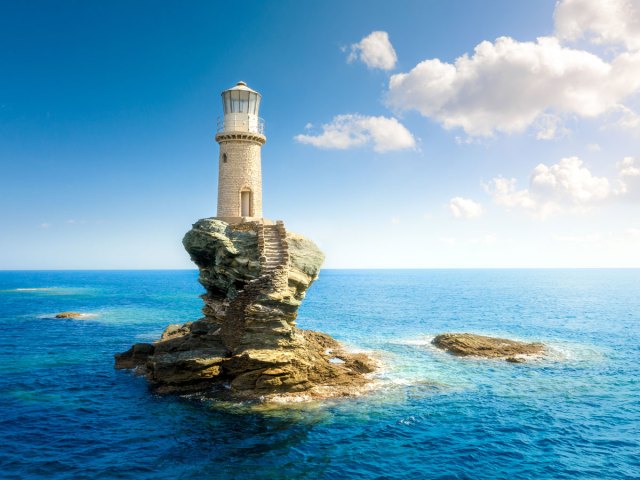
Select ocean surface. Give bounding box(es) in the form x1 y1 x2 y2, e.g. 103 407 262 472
0 269 639 479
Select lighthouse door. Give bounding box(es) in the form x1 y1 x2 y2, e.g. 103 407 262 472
241 191 251 217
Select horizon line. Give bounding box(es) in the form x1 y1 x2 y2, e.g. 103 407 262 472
1 267 639 272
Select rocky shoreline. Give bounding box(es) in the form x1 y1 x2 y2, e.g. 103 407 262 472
115 219 376 402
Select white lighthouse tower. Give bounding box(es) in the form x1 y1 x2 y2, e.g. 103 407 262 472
215 81 266 223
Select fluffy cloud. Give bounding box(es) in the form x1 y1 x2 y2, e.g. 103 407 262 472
449 197 484 219
295 114 416 153
487 177 537 210
387 36 640 137
617 156 640 197
535 114 569 140
555 0 640 51
531 156 611 203
618 156 640 177
348 31 398 70
485 156 640 217
613 105 640 133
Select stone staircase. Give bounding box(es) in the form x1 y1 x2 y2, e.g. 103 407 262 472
257 221 290 292
221 221 292 351
261 224 286 273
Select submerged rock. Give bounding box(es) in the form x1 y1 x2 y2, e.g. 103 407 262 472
432 333 544 362
115 219 376 401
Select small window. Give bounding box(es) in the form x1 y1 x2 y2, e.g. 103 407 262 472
222 153 227 163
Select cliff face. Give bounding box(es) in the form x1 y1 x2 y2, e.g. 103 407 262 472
115 219 375 401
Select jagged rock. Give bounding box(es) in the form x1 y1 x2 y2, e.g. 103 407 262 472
505 356 526 363
115 219 376 401
114 343 155 369
432 333 544 362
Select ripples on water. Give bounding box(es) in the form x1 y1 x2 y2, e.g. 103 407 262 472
0 269 638 479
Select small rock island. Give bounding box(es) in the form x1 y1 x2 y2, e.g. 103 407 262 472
55 312 85 319
433 333 544 363
115 82 375 401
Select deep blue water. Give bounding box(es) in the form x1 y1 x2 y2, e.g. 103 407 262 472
0 269 639 479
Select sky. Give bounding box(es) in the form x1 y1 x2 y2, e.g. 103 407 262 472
1 0 639 269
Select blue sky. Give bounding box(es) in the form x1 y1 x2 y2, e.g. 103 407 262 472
1 0 639 269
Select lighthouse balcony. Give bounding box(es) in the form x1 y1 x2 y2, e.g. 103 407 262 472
217 115 265 135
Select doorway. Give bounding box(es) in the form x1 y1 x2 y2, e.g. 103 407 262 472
241 190 251 217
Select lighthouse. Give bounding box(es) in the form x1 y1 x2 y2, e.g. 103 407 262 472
215 81 266 223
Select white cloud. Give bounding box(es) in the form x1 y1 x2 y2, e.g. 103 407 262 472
613 105 640 133
535 114 569 140
617 156 640 197
295 114 416 153
348 31 398 70
484 156 640 217
486 177 537 210
449 197 484 219
618 156 640 177
531 156 611 203
387 36 640 137
40 223 52 229
554 0 640 51
587 143 601 151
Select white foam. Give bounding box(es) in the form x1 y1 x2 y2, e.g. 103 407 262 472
544 341 606 363
263 393 313 404
389 335 435 347
12 287 60 292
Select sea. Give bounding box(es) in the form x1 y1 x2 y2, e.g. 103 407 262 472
0 269 638 479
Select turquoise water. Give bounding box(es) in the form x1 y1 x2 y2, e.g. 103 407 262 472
0 269 639 479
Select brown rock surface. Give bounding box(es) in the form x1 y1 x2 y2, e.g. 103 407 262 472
55 312 84 318
432 333 544 362
115 219 376 402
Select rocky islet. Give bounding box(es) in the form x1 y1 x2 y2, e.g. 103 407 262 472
432 333 544 362
115 219 376 401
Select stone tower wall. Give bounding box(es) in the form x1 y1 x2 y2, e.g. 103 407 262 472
216 138 263 218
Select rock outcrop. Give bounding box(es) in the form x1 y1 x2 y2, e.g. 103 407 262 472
115 219 375 401
432 333 544 363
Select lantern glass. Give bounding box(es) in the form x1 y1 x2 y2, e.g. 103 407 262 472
248 92 256 115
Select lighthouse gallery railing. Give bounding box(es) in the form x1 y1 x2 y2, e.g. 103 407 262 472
217 116 265 135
